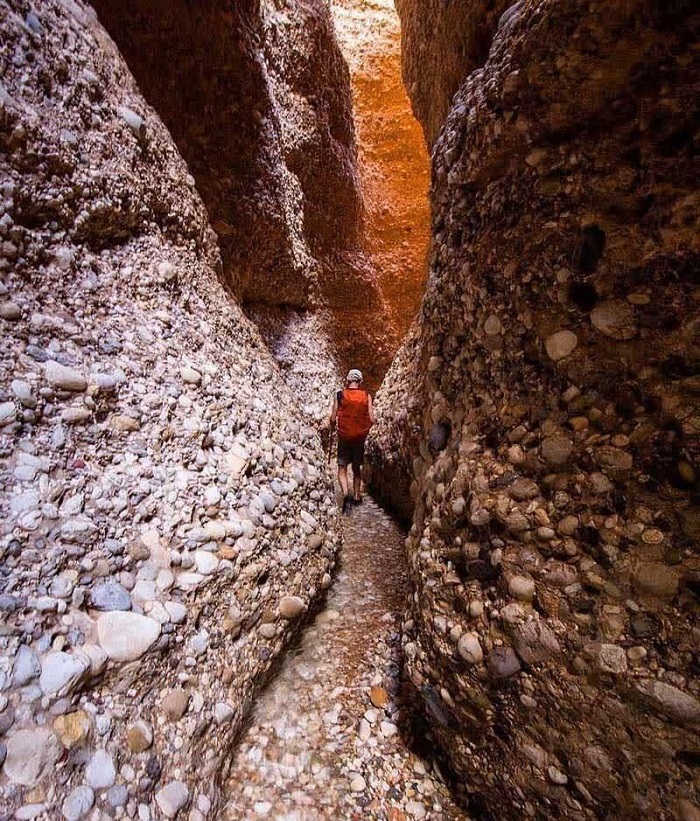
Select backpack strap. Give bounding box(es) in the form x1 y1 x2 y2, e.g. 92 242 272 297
336 389 343 406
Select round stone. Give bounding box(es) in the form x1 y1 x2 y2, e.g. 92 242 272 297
279 596 305 619
0 301 22 320
45 360 87 391
484 314 503 335
541 435 573 466
155 781 189 818
349 774 366 792
547 766 568 785
62 786 94 820
457 632 483 664
557 515 579 536
545 330 578 361
39 651 90 698
591 300 637 340
181 366 201 385
85 749 116 789
3 729 61 786
127 720 153 753
488 646 521 678
90 582 131 611
0 401 17 425
97 612 161 661
214 703 235 725
508 574 535 602
162 688 189 722
596 445 633 473
509 478 539 501
633 562 679 600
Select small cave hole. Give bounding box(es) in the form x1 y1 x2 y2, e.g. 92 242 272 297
568 281 599 312
572 225 606 274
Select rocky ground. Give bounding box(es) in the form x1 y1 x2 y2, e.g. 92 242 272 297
223 497 469 821
0 1 340 818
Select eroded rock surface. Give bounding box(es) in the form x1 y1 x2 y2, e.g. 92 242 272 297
0 0 339 816
90 0 393 393
395 0 512 147
371 1 700 817
90 0 358 309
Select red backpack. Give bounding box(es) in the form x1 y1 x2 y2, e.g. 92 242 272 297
336 388 371 443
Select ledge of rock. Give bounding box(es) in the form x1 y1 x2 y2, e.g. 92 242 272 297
0 0 339 816
371 0 700 817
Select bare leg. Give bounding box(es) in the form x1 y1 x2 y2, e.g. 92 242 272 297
353 465 362 501
338 464 349 498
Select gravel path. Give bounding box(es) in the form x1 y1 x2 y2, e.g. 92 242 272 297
222 496 470 821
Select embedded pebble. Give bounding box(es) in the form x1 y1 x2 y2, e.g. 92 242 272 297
61 786 94 821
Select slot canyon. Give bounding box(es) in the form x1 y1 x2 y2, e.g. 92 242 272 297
0 1 698 820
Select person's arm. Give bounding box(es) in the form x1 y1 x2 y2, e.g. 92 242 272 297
328 394 338 429
368 393 375 425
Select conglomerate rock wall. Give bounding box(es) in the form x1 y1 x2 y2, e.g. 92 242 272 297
395 0 511 148
370 1 700 818
91 0 360 310
0 1 339 817
90 0 394 398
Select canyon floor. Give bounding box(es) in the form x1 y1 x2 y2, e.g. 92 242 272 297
222 498 469 821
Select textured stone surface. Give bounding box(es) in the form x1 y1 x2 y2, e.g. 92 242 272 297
90 0 358 309
370 0 700 817
0 0 340 816
91 0 393 391
3 729 61 787
97 612 161 661
395 0 512 146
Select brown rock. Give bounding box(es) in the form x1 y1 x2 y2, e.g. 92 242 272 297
53 711 90 749
541 436 573 467
369 686 389 709
633 562 679 601
109 414 141 432
127 720 153 753
161 688 189 722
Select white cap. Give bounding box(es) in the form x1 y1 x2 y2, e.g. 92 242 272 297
346 369 363 383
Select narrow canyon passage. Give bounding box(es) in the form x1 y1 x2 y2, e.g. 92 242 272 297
221 2 444 819
2 1 697 820
222 501 468 821
331 0 430 342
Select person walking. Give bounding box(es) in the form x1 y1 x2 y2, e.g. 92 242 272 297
327 369 374 514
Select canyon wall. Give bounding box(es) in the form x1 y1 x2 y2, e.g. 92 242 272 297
90 0 393 398
371 0 700 818
91 0 359 309
395 0 511 148
0 1 339 817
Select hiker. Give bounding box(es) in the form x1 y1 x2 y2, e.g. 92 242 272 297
327 368 374 514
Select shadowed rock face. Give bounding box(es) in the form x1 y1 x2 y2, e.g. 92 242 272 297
91 0 362 309
395 0 512 147
371 0 700 817
91 0 395 396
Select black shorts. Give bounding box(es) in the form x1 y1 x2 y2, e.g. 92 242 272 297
337 438 365 469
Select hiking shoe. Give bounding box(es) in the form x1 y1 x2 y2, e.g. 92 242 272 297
342 496 353 515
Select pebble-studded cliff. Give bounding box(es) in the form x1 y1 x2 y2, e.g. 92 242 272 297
0 1 341 818
90 0 393 399
369 1 700 818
